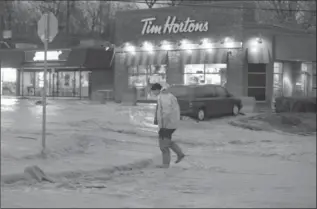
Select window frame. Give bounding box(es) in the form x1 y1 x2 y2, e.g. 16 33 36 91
247 63 267 101
183 64 227 86
127 65 167 100
313 62 316 92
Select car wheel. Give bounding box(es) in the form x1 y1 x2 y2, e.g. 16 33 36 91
232 105 240 116
197 109 205 121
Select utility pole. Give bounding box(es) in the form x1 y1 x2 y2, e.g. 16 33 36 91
0 1 4 48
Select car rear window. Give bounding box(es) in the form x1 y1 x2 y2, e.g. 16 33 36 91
215 86 228 97
169 86 189 97
193 85 216 98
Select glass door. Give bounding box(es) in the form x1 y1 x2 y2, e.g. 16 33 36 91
80 71 90 97
34 72 50 96
273 62 283 99
58 71 76 97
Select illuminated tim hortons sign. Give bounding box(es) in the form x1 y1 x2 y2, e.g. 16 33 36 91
141 16 209 35
33 51 62 61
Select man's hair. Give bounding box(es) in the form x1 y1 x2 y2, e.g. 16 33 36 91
151 83 162 91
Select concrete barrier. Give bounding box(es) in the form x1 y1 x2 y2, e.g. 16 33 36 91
239 97 256 114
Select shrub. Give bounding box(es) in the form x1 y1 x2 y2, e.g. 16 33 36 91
275 96 317 113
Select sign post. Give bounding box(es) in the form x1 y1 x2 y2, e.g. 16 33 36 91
37 12 58 153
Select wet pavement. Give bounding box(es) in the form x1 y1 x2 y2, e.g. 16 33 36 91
1 96 316 208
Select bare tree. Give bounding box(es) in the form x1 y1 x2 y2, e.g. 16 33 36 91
145 0 157 8
2 1 15 30
166 0 184 6
2 0 170 42
256 0 316 29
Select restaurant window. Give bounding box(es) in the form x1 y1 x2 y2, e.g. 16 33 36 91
247 63 266 101
1 68 17 96
80 71 90 97
313 62 316 96
298 63 311 96
128 65 167 100
184 64 227 86
273 62 283 103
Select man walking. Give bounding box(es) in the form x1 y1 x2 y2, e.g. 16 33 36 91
151 83 185 168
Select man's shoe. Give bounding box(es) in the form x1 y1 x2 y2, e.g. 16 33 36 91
175 154 185 164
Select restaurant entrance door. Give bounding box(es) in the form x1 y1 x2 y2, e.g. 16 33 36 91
20 70 91 98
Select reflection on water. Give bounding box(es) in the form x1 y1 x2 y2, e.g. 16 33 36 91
1 97 64 129
1 97 18 106
1 97 19 112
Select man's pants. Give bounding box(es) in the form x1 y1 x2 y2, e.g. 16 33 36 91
158 128 184 165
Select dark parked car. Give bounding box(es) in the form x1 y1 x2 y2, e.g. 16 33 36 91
169 84 242 121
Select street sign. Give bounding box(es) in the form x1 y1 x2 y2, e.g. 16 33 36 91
37 12 59 154
37 12 58 43
0 1 4 16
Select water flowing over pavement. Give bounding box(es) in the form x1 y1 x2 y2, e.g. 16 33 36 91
1 97 316 208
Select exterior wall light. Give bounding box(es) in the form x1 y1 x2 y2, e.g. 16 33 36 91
162 44 172 51
224 42 235 48
200 38 209 45
186 49 192 54
143 41 154 53
250 37 263 49
200 38 213 50
180 39 193 53
220 37 235 48
256 37 263 44
180 40 190 48
250 47 258 53
180 39 189 46
160 40 172 51
221 37 231 44
222 37 234 48
125 44 136 55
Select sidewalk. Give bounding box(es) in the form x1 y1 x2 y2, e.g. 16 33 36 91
2 145 315 208
1 130 160 183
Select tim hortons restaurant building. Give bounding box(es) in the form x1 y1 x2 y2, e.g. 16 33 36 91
113 2 316 105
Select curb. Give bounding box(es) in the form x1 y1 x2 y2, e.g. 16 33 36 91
228 120 266 131
1 157 156 185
